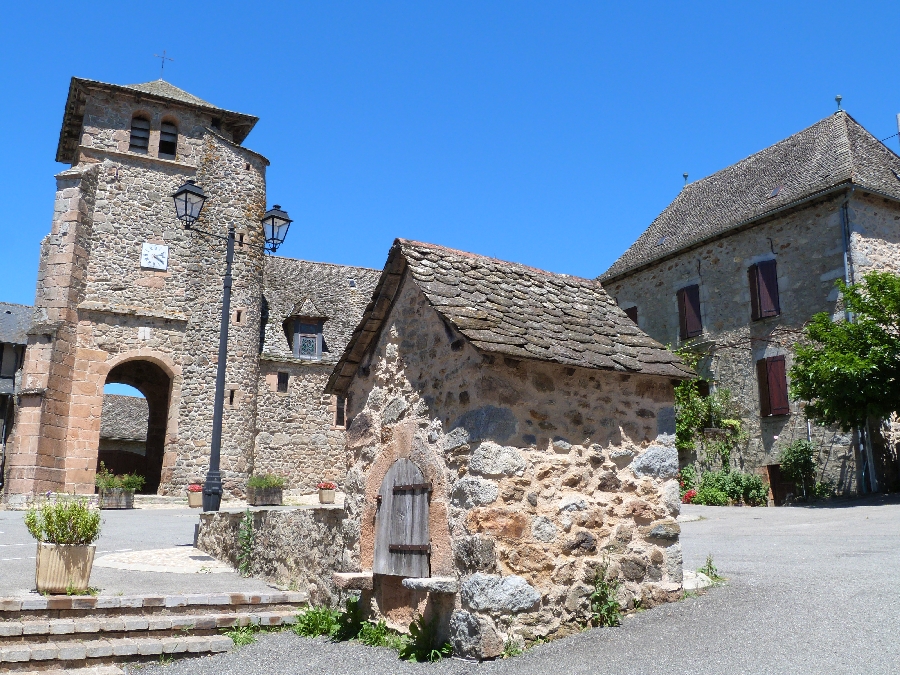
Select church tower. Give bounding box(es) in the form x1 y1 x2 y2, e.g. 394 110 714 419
4 78 270 500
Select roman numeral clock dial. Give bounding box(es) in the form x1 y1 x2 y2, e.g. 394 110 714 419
140 242 169 271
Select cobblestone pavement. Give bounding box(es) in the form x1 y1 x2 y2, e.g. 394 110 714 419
0 507 275 598
137 494 900 675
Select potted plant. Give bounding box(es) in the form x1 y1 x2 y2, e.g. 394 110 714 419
318 481 337 504
247 474 285 506
187 483 204 508
95 462 145 509
25 496 102 594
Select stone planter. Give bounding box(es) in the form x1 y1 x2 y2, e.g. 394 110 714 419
98 488 135 509
248 487 283 506
35 543 96 594
188 491 203 508
319 489 336 504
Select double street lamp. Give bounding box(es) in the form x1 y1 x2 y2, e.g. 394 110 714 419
171 179 292 511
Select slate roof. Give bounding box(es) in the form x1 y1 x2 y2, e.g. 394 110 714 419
0 303 32 345
56 77 259 163
327 239 692 394
100 395 148 441
261 257 382 364
601 112 900 281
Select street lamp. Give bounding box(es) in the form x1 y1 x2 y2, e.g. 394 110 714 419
171 180 291 511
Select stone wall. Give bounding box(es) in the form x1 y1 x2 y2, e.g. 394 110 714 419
605 191 900 493
197 506 349 605
340 274 682 657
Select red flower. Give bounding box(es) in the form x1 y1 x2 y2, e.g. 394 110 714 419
682 489 697 504
188 484 203 493
317 482 337 490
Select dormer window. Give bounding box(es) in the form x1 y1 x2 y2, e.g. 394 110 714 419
159 122 178 159
292 319 324 360
129 116 150 153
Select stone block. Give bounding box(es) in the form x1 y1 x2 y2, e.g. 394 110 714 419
209 635 234 652
57 641 88 660
137 639 164 655
111 638 138 656
49 619 75 635
460 573 541 613
452 535 497 573
123 616 149 631
160 637 187 654
22 621 50 635
85 639 113 658
100 618 125 632
29 643 59 660
450 405 517 444
148 617 173 631
448 610 503 660
451 476 499 508
75 619 101 633
332 572 373 590
401 577 459 594
466 507 529 539
629 445 678 479
469 441 526 477
0 622 23 637
0 645 31 662
186 637 211 653
531 516 557 543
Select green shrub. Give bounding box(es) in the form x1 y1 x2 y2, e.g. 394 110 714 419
812 480 836 500
247 474 286 489
691 470 768 506
677 466 697 497
25 497 102 545
94 462 145 493
397 614 452 662
588 565 621 627
780 441 817 485
693 485 729 506
293 606 341 638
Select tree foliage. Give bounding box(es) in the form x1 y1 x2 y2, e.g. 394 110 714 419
790 271 900 430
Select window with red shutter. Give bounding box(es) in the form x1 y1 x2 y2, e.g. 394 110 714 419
749 260 780 320
677 285 703 339
757 355 790 416
624 306 638 324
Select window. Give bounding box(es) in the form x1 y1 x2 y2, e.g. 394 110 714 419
293 320 323 360
277 372 289 393
335 396 346 427
129 116 150 152
158 122 178 158
624 306 638 324
749 260 780 320
677 284 703 339
757 356 790 416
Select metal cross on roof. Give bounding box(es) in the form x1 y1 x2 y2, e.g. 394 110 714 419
153 50 174 77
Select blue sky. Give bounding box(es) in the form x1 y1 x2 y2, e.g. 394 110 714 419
3 0 899 310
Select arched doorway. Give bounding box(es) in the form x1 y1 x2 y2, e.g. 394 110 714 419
98 359 171 494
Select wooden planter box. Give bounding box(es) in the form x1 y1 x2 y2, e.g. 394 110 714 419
35 543 95 594
187 491 203 508
248 487 283 506
98 488 135 509
319 489 336 504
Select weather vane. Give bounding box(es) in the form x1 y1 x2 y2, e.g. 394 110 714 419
154 50 174 77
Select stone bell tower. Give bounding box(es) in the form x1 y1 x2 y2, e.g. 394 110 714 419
3 77 270 501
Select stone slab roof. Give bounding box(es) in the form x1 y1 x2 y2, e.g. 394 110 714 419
262 257 382 364
100 395 148 442
601 112 900 281
56 77 259 163
328 239 692 394
0 303 32 345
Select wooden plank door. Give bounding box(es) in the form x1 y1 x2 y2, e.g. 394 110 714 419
373 458 430 578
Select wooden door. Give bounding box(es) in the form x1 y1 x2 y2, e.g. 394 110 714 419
373 458 430 578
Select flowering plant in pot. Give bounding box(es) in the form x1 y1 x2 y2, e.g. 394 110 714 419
95 462 145 509
25 496 102 594
247 474 285 506
187 483 204 508
317 481 337 504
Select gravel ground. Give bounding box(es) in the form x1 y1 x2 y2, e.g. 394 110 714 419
135 494 900 675
0 507 275 597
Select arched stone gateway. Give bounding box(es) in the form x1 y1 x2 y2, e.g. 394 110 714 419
100 360 172 494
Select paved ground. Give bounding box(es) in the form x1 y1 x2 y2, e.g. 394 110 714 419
0 507 275 597
134 494 900 675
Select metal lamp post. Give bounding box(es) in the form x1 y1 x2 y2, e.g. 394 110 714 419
170 180 292 511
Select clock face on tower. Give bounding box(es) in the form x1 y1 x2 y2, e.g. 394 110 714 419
140 243 169 271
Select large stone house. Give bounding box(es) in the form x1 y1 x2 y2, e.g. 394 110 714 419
601 111 900 495
2 77 378 503
326 239 691 657
0 303 31 490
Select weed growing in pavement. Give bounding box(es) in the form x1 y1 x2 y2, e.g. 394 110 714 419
157 652 174 665
65 584 100 596
292 605 342 638
502 638 524 658
699 554 725 582
588 565 622 628
237 509 254 577
398 614 452 662
223 625 258 646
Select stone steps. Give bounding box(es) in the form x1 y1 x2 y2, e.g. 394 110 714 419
14 667 124 675
0 592 306 671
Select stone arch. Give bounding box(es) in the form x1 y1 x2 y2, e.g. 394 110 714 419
100 359 172 493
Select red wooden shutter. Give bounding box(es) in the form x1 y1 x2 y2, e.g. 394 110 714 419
766 355 790 415
624 306 638 323
677 288 688 339
748 264 761 321
758 260 780 317
683 285 702 337
756 359 771 417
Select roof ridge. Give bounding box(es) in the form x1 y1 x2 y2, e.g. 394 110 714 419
264 255 381 272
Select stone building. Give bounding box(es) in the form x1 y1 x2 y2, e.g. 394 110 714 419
601 111 900 495
2 77 377 502
0 303 31 490
97 394 149 476
326 239 692 658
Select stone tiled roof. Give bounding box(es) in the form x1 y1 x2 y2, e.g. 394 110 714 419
56 77 259 163
100 395 148 441
0 303 32 345
261 257 382 364
328 240 692 394
601 112 900 281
